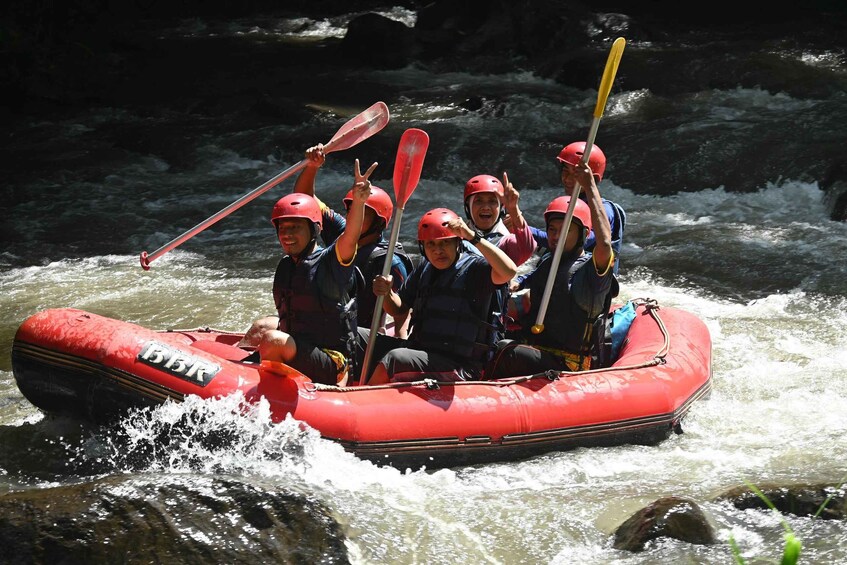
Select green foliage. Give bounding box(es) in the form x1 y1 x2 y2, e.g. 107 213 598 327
729 475 846 564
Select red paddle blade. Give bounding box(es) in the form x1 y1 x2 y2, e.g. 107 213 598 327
324 101 390 154
393 128 429 208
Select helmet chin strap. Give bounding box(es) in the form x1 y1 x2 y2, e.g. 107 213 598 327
305 222 320 254
360 219 386 241
576 226 587 252
547 222 588 258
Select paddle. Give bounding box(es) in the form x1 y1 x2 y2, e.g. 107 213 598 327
358 128 429 385
532 37 625 334
139 101 390 270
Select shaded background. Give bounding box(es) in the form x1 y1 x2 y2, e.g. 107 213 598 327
4 0 847 217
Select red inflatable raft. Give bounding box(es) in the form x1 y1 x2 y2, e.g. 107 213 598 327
11 300 712 469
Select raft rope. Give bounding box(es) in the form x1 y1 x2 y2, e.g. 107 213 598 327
318 297 670 392
162 298 670 393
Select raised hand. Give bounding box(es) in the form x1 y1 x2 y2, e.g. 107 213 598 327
372 274 393 296
502 172 519 214
444 215 474 240
501 171 526 232
304 144 326 168
350 158 378 203
571 160 594 190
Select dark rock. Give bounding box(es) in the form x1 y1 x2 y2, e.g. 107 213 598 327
719 483 847 520
827 184 847 221
459 97 485 112
341 13 415 69
821 162 847 221
414 0 482 59
0 475 350 564
613 495 717 552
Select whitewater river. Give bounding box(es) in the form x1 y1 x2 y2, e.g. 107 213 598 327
2 7 846 564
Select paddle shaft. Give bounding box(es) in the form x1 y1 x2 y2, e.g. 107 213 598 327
140 160 307 269
358 206 405 385
140 102 389 270
531 120 599 331
532 38 624 333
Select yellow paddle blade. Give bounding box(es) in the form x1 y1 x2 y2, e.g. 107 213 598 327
593 37 626 119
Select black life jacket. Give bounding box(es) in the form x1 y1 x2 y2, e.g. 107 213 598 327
355 240 414 328
459 229 509 343
408 254 501 365
522 253 613 356
588 276 621 369
272 247 360 374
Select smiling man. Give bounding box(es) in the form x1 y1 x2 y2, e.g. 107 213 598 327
240 159 377 386
294 143 415 337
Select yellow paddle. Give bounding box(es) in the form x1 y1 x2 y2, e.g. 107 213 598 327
531 37 625 334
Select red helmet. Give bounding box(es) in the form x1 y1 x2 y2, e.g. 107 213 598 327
418 208 460 241
271 193 322 229
343 185 393 226
463 174 505 220
463 174 504 202
544 196 592 232
557 142 606 181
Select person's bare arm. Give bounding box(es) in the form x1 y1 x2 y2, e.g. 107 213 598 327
372 274 409 318
445 217 517 285
293 144 325 197
336 159 377 264
502 172 527 232
499 171 537 264
575 162 613 272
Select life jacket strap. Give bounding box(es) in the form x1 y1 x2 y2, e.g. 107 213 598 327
533 345 591 371
321 348 349 386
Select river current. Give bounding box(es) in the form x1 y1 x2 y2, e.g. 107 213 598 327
1 7 846 564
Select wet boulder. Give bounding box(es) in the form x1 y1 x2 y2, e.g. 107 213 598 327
341 13 415 69
0 475 349 564
719 483 847 520
613 495 717 552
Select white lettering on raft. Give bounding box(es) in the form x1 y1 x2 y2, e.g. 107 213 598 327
137 341 220 386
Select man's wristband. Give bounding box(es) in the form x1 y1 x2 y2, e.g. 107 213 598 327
469 229 483 245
